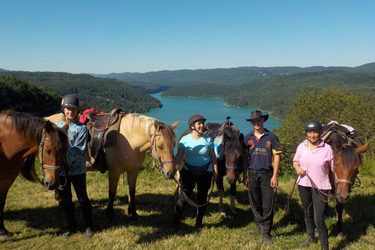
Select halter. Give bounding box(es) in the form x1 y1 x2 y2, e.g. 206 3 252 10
38 129 63 177
150 128 174 171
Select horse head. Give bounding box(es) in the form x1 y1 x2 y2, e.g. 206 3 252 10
221 126 245 185
39 120 69 190
333 141 369 203
152 121 179 180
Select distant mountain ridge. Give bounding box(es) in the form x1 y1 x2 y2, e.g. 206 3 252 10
91 62 375 86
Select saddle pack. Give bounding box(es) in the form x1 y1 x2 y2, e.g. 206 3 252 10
86 108 126 173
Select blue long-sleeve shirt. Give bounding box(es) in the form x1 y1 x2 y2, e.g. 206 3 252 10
56 120 88 176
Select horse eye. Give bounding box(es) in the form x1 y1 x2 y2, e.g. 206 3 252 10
44 149 51 154
157 146 164 150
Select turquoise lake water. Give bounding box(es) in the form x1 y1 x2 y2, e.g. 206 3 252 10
142 92 281 141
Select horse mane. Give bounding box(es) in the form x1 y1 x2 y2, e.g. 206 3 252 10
2 110 68 182
129 113 176 146
222 127 243 153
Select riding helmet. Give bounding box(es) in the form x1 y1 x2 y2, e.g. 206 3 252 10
61 95 80 108
188 114 206 128
304 120 322 131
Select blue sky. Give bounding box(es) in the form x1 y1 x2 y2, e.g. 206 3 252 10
1 0 374 74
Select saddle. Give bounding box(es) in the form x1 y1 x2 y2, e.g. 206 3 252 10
86 108 126 172
321 123 363 148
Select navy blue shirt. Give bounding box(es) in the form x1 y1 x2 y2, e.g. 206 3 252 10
243 129 282 171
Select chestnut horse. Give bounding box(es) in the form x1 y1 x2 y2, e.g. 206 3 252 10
0 111 68 239
322 124 369 237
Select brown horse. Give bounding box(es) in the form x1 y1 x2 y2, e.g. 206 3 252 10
0 111 69 239
322 124 369 237
86 113 179 219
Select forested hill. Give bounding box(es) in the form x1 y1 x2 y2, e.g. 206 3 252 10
92 62 375 87
0 76 61 116
0 71 161 113
162 71 375 119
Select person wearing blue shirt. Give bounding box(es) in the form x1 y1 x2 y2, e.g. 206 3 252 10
243 110 281 245
172 114 218 231
56 95 93 238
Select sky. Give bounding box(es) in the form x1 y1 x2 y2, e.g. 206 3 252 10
1 0 374 74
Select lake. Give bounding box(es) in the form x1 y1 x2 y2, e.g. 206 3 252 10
142 92 281 141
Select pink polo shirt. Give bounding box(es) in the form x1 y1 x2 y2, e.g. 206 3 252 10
293 139 333 190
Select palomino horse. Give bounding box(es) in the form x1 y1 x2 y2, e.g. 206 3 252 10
0 111 69 239
86 113 179 219
45 112 180 219
175 118 245 216
322 124 369 237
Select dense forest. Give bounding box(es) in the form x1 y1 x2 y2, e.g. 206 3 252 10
161 71 375 119
0 76 62 116
0 71 161 113
92 62 375 87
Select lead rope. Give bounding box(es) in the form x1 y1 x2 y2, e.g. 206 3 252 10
247 184 277 221
173 176 215 208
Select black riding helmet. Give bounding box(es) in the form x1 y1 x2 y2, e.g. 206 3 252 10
188 114 206 129
61 95 80 108
304 120 322 131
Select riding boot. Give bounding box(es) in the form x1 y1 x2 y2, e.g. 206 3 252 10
261 219 272 245
318 228 329 250
247 223 262 234
301 218 316 247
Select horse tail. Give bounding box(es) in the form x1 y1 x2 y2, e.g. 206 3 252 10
21 154 39 182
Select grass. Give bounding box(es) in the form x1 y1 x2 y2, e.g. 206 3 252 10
1 164 375 250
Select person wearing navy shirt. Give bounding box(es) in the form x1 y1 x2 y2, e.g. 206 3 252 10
243 110 281 245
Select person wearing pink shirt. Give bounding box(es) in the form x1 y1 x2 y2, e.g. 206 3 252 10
293 120 333 250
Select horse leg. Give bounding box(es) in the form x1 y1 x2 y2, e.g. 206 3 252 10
229 182 237 216
127 171 139 220
106 173 120 220
0 197 10 240
336 200 344 239
216 176 225 215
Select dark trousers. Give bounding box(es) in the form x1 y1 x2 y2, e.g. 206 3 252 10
298 185 328 232
58 173 93 231
175 169 213 224
248 169 274 235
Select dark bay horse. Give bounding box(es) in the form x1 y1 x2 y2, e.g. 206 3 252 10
0 111 69 239
215 125 245 216
175 117 245 216
322 124 369 237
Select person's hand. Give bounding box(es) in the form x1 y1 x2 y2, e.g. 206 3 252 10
270 175 278 188
243 177 249 187
295 167 307 176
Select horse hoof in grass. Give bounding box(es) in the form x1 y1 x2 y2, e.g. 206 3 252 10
0 233 10 240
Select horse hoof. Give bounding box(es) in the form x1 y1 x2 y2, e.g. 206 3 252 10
220 211 227 217
336 232 344 239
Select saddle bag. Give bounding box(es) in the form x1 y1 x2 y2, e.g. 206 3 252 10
185 162 211 176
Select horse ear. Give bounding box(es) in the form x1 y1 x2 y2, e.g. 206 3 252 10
355 142 369 155
44 120 53 133
170 121 180 130
62 120 70 132
336 141 343 151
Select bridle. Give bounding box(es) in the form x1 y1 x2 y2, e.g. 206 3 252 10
38 129 63 176
150 128 174 171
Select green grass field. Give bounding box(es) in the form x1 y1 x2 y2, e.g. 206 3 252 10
1 166 375 250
